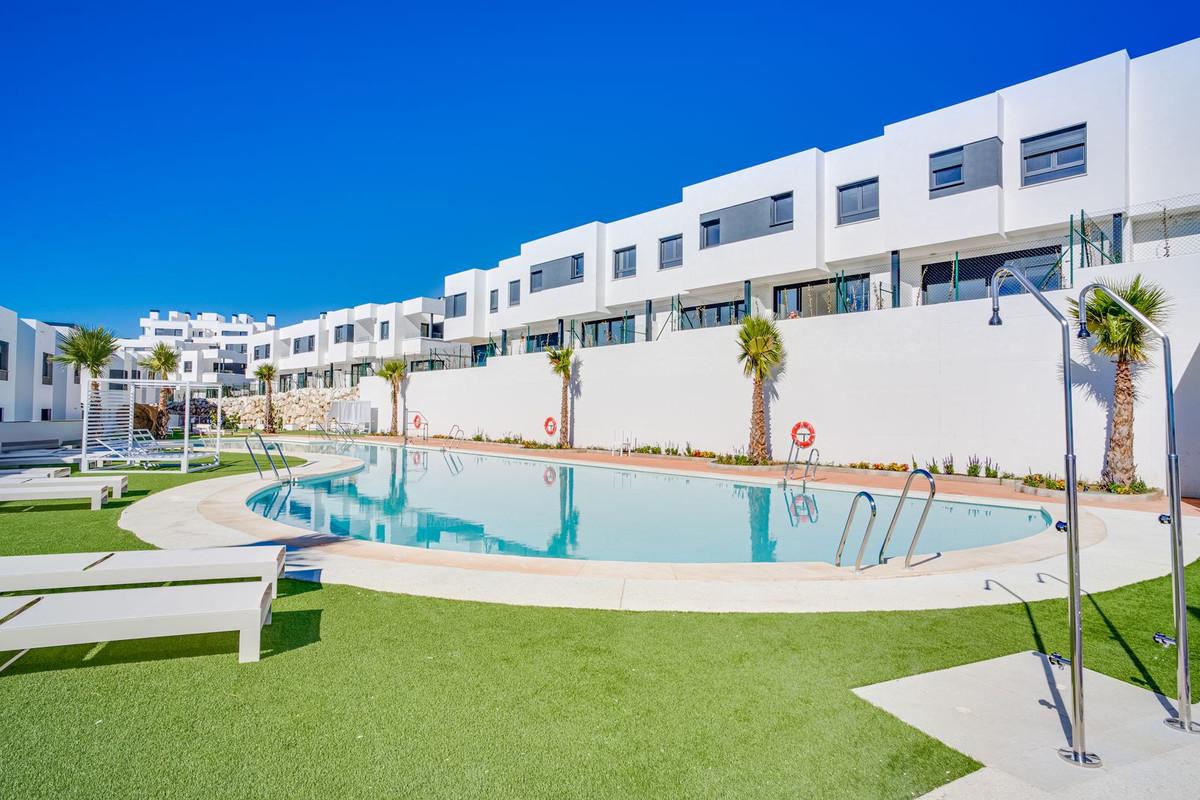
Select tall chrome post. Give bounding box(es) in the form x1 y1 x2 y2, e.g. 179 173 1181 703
989 268 1101 767
1077 282 1197 734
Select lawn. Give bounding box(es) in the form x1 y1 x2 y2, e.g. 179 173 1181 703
0 457 1196 799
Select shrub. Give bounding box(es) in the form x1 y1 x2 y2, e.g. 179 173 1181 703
984 458 999 479
966 454 982 477
941 454 955 475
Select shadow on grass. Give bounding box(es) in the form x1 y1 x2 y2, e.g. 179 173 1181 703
0 609 322 677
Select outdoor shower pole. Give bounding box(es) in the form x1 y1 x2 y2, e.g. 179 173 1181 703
989 268 1100 768
1077 282 1197 734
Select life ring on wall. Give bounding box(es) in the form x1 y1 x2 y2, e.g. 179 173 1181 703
412 414 423 430
544 417 557 436
791 421 816 448
544 467 557 486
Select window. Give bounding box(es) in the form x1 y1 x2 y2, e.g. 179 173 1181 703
109 368 127 390
701 219 721 248
41 353 53 385
220 330 248 337
530 269 544 292
771 192 794 225
1022 124 1086 186
293 335 315 354
0 340 8 381
508 280 520 306
571 254 584 279
153 328 183 336
679 300 745 330
183 361 193 373
837 178 879 224
41 409 52 421
659 235 683 269
524 332 560 353
446 293 467 318
929 147 964 190
431 322 444 340
773 274 870 318
333 323 355 344
73 366 80 384
580 317 636 347
489 289 499 312
380 321 390 340
613 246 637 278
253 344 271 360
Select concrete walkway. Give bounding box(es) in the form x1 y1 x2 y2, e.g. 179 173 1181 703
855 652 1200 799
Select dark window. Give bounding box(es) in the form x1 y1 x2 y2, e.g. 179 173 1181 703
571 254 585 279
489 289 499 313
920 246 1062 304
679 300 745 330
580 316 635 347
659 235 683 269
929 147 965 190
530 269 544 292
183 361 193 372
220 330 248 337
701 219 721 248
837 178 879 224
41 353 53 385
73 366 80 384
1022 124 1086 186
524 332 560 353
109 368 127 391
293 335 315 354
773 274 870 319
0 340 8 381
333 324 355 344
380 321 390 340
508 280 520 306
253 344 271 360
153 328 183 336
446 293 468 318
771 192 794 225
613 246 637 278
41 408 51 421
431 322 444 340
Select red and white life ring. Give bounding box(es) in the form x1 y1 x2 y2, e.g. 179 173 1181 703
412 414 423 430
791 421 816 448
544 417 557 437
544 466 557 486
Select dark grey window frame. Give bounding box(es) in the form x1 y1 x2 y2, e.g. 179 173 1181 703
570 254 584 279
445 292 468 318
929 147 965 190
153 327 183 336
489 289 499 313
253 344 271 360
0 339 8 381
379 321 390 340
530 269 544 292
1021 123 1086 186
613 246 637 279
770 192 794 226
333 323 355 344
837 178 880 225
293 335 315 354
508 280 520 306
700 219 721 249
183 361 193 373
659 234 683 269
41 353 53 385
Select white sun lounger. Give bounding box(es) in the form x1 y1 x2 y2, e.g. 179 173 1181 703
0 483 108 510
0 582 272 664
0 546 285 598
0 475 128 500
0 468 71 479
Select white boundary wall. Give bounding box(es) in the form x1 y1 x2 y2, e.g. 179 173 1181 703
361 255 1200 495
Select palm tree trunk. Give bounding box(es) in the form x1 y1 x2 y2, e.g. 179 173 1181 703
560 374 569 447
265 386 275 434
750 376 766 464
157 387 170 439
1105 357 1137 485
390 383 399 436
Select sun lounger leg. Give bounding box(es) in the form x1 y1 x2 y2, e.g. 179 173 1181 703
238 625 260 663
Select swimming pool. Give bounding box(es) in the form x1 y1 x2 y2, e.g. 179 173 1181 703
248 444 1051 565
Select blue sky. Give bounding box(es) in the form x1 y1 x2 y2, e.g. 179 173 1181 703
1 1 1193 336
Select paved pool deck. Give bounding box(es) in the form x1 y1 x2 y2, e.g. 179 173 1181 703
118 438 1200 612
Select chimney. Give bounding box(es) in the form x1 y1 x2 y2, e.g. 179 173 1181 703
266 314 277 327
149 309 160 320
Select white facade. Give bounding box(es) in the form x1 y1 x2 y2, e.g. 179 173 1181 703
117 309 275 388
435 40 1200 355
0 305 82 423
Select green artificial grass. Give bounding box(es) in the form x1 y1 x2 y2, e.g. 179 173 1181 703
0 459 1196 799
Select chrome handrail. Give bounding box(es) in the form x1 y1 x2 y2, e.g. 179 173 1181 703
254 432 281 480
244 436 264 478
876 469 937 568
834 491 877 570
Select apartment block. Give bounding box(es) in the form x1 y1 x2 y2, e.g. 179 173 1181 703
0 305 82 422
118 309 276 387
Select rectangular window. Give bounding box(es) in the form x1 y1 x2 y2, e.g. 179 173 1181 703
530 269 544 292
773 274 871 319
0 340 8 381
379 321 390 340
489 289 499 312
333 323 355 344
571 254 584 279
41 353 53 385
183 361 193 373
508 280 520 306
771 192 794 225
659 235 683 269
73 366 80 384
253 344 271 360
929 147 965 190
431 322 444 340
837 178 879 224
613 246 637 278
679 300 745 330
580 316 636 348
109 368 127 391
700 219 721 248
153 328 183 336
220 330 248 337
1022 124 1086 186
41 408 51 421
293 335 315 354
445 293 467 318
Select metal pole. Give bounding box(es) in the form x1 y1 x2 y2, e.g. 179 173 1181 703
990 268 1101 767
1077 283 1197 734
81 370 90 473
953 252 959 302
182 384 191 474
216 385 223 465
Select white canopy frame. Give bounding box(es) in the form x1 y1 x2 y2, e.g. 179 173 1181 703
79 375 225 474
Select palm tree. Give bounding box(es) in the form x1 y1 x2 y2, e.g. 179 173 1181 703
138 342 180 438
376 360 407 436
546 346 574 447
736 315 785 465
53 326 120 428
1068 274 1169 486
253 363 279 433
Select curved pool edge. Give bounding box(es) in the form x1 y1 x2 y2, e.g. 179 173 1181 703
116 437 1200 612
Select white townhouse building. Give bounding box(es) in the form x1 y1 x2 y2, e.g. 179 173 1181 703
0 305 83 423
245 298 467 391
116 309 276 389
439 39 1200 357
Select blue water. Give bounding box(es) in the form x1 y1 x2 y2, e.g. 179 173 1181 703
248 444 1051 565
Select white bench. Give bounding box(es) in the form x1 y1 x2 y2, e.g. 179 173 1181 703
0 468 71 478
0 475 128 500
0 483 108 510
0 582 272 664
0 546 285 599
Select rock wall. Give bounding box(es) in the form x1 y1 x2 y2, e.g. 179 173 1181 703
222 387 358 430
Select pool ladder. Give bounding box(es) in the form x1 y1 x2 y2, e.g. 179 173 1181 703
783 446 820 490
246 432 294 483
835 469 937 571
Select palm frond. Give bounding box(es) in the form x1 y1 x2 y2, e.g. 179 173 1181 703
52 325 119 378
376 360 407 385
253 363 278 382
736 316 785 381
1068 274 1170 364
138 341 180 378
546 346 574 378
